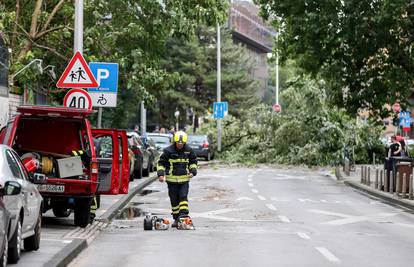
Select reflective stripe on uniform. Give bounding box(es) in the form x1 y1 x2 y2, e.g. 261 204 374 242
169 159 189 163
179 201 188 206
179 206 189 211
157 165 166 171
72 151 78 156
189 164 197 170
90 197 97 214
172 205 179 211
166 174 190 183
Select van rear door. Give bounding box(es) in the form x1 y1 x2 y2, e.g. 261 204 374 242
91 129 120 195
118 130 129 194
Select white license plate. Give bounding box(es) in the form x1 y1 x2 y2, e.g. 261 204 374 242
37 184 65 193
191 145 199 149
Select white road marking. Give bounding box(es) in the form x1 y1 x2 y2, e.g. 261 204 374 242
266 204 277 211
315 247 340 263
248 183 254 187
324 213 398 226
247 178 253 182
236 197 254 201
309 209 398 225
100 209 107 213
257 195 266 201
41 238 73 243
278 215 291 223
296 232 311 240
248 174 254 178
252 189 259 194
270 197 290 202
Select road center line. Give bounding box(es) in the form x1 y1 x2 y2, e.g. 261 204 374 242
258 195 266 201
252 189 259 194
248 183 254 187
315 247 340 263
278 215 291 223
266 204 277 211
296 232 310 240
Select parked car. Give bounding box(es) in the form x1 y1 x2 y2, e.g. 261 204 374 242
0 145 43 264
127 132 146 179
0 179 22 266
147 133 171 152
141 135 160 174
188 135 214 161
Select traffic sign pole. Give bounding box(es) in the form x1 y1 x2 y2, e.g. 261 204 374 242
74 0 83 53
217 23 222 152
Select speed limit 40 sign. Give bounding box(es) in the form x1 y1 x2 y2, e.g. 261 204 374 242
63 89 92 110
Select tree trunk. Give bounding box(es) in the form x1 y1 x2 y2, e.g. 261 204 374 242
17 0 43 61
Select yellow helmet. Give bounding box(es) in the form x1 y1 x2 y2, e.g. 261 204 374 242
173 131 188 144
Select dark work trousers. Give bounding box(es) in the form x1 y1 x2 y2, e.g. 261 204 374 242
167 182 189 220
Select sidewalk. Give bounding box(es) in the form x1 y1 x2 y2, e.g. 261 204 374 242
340 164 414 212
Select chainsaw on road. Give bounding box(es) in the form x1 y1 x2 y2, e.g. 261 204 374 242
176 215 195 230
143 215 171 231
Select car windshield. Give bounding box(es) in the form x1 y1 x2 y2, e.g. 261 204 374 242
149 135 170 145
188 135 206 143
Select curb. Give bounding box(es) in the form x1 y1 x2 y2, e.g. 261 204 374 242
344 180 414 212
45 175 156 267
43 239 87 267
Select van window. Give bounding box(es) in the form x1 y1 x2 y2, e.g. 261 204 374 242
95 136 113 158
2 122 13 144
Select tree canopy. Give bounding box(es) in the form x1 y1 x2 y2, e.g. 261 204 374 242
0 0 229 127
254 0 414 119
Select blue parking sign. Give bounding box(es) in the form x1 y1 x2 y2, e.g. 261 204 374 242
88 62 118 93
213 102 228 119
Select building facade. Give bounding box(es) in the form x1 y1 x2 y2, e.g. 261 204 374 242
0 34 9 128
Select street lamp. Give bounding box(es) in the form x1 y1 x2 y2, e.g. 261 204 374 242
9 59 43 86
43 65 56 80
174 109 180 131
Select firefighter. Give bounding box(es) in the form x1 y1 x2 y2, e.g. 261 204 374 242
71 149 97 222
157 131 198 227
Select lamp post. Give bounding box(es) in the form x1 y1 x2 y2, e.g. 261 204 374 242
9 59 43 86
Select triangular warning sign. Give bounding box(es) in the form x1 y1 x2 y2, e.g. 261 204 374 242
56 51 99 88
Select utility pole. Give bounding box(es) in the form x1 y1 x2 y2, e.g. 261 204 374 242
74 0 83 54
217 23 222 152
275 32 279 105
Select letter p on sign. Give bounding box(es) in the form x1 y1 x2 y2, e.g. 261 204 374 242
97 69 110 85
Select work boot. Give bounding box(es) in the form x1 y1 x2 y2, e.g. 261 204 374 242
172 219 178 228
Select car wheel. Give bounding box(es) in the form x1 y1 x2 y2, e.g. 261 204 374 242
1 229 8 267
74 198 91 228
134 165 143 179
8 217 22 263
52 207 71 218
24 211 41 251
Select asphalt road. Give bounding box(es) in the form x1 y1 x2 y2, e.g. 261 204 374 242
70 165 414 267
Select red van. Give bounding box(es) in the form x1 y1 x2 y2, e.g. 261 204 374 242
0 106 129 227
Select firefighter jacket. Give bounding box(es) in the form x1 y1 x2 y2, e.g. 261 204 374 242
157 144 198 183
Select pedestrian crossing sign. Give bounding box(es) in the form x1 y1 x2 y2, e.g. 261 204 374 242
56 51 98 88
